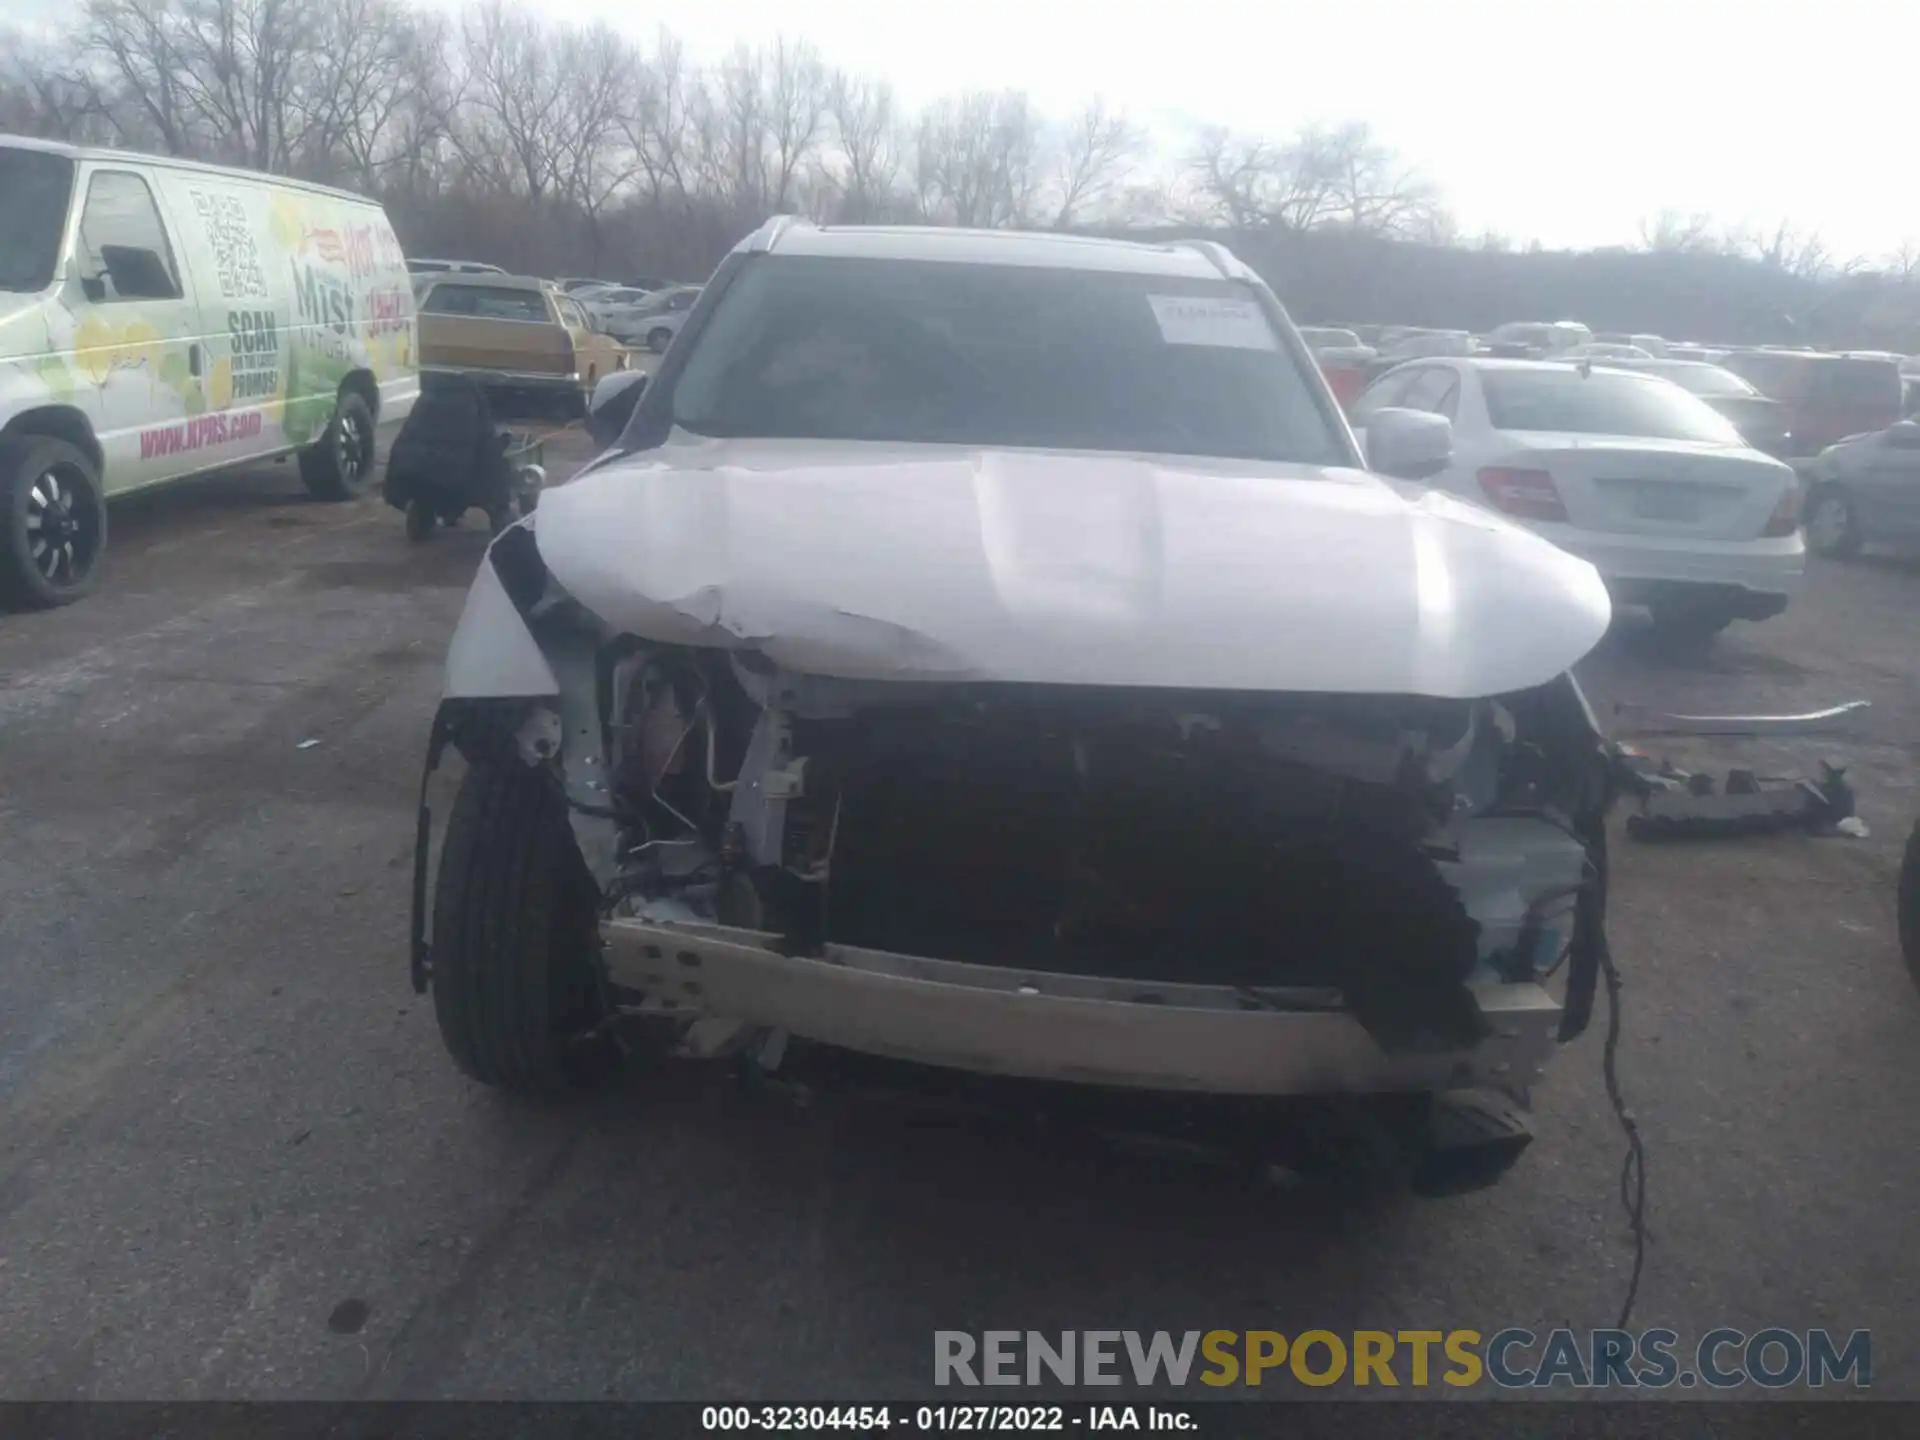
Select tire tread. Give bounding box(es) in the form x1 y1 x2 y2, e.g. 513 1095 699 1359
431 761 594 1095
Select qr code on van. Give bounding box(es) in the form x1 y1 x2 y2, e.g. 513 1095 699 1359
190 190 268 299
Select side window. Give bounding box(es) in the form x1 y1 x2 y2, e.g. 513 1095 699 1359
77 170 182 302
419 285 472 316
556 297 589 330
669 291 696 312
1352 367 1416 419
1401 367 1458 416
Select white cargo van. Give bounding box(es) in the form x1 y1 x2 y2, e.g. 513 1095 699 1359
0 136 420 608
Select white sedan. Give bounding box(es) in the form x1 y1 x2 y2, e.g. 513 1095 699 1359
1351 358 1805 638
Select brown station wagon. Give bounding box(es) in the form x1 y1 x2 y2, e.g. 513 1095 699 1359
415 273 629 413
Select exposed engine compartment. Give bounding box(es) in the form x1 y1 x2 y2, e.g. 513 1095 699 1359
573 642 1606 1056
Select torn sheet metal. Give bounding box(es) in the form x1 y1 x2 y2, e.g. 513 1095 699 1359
530 432 1612 700
1612 699 1870 737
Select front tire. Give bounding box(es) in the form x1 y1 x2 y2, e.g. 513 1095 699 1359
0 435 107 610
1806 485 1862 558
298 389 377 502
647 327 673 354
430 761 619 1096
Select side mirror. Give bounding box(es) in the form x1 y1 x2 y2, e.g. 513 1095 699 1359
586 369 647 448
1365 407 1453 481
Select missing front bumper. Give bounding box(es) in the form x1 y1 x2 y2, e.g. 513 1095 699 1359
601 919 1562 1097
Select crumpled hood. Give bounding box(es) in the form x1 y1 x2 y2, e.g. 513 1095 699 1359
533 435 1611 699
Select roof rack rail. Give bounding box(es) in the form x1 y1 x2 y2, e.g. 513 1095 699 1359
747 214 808 253
1170 238 1249 280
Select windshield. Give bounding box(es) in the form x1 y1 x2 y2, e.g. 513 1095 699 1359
1491 324 1554 345
420 284 551 321
0 148 77 293
667 255 1347 464
1646 363 1757 398
1300 328 1361 349
1482 366 1745 443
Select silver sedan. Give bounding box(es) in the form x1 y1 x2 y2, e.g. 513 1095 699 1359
1802 419 1920 558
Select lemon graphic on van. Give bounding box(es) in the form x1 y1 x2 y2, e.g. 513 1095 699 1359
73 316 164 386
208 356 235 410
268 194 308 255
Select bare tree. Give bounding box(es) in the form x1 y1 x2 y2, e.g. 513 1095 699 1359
1184 125 1339 231
455 0 565 199
623 28 698 207
828 72 902 222
708 42 771 214
0 28 112 144
296 0 446 190
1884 238 1920 282
1313 122 1443 238
762 36 829 214
1744 219 1831 280
1048 97 1142 228
1637 208 1719 254
550 23 642 260
915 89 1044 228
81 0 199 154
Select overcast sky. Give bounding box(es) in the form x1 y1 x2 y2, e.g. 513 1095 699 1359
18 0 1911 258
521 0 1909 259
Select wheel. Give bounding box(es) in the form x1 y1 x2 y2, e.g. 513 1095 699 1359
297 389 377 501
647 327 673 354
1900 819 1920 995
0 435 107 610
1806 485 1862 558
430 760 621 1096
404 498 438 542
1647 598 1740 642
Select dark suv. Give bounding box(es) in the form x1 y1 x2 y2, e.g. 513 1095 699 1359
1718 351 1903 457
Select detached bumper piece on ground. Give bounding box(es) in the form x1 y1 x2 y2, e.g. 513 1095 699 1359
1619 755 1859 841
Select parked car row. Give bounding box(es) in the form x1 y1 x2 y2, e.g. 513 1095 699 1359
1348 357 1803 640
1311 321 1913 463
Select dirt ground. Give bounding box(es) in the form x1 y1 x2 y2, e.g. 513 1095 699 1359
1 427 1917 1400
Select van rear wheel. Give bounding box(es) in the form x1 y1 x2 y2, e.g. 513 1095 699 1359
0 435 107 610
299 389 377 502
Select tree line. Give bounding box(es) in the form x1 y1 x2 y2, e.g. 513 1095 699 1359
0 0 1454 275
3 0 1916 348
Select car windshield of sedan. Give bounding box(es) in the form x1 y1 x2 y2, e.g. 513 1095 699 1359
1482 367 1744 444
1648 363 1757 398
667 255 1348 465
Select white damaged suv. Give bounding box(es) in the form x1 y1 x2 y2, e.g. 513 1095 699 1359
412 220 1623 1192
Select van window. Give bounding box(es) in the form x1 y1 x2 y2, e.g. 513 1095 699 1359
420 285 552 322
76 171 183 302
1808 357 1902 409
0 148 76 293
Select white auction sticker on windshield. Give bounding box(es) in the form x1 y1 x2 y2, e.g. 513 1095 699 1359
1146 295 1279 350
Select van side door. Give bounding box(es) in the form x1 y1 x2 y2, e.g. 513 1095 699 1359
160 174 289 467
67 166 209 493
